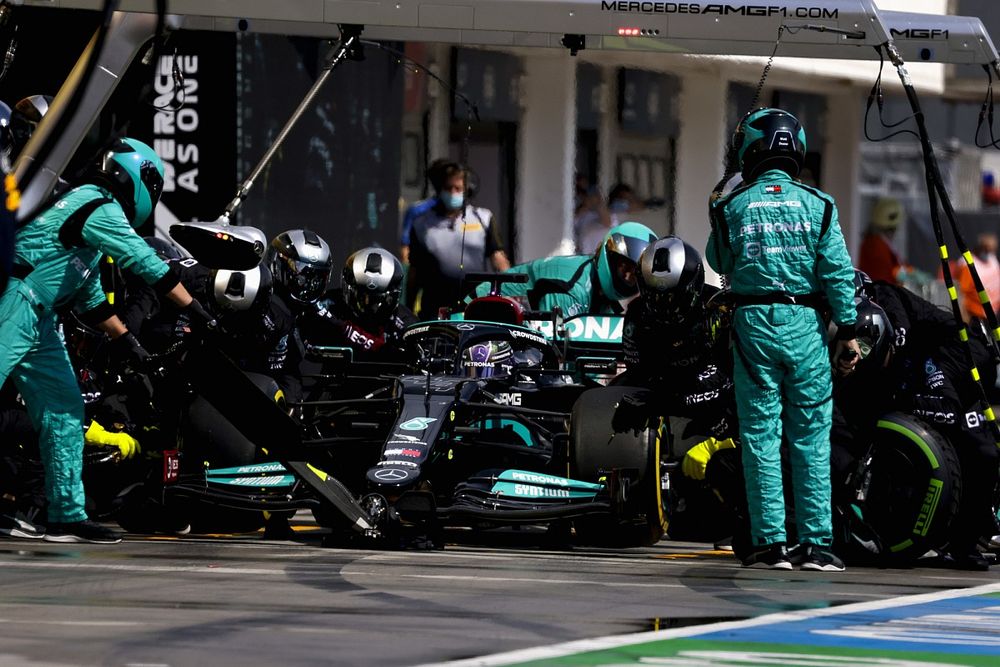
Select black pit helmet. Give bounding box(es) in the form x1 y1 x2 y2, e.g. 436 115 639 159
734 107 807 181
0 101 12 170
853 269 876 302
9 95 52 160
850 298 895 374
266 229 334 305
462 340 514 379
342 246 404 321
211 264 273 315
637 235 706 325
144 235 184 262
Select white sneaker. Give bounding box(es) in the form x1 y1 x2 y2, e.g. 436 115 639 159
0 511 45 539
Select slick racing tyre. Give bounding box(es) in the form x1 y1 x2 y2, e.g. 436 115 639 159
570 386 666 547
862 412 962 565
175 372 289 534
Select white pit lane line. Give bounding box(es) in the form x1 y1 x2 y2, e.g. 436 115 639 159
418 582 1000 667
0 554 902 598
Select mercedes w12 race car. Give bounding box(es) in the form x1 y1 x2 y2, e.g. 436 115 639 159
301 273 668 547
162 274 667 548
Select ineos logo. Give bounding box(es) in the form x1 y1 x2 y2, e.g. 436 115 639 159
374 468 408 482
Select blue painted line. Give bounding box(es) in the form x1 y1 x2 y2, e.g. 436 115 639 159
699 594 1000 655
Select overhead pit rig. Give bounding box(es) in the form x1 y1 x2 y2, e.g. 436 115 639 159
22 0 998 64
7 0 1000 533
14 0 999 219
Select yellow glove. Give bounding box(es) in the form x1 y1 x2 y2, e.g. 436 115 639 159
681 437 736 480
85 420 141 460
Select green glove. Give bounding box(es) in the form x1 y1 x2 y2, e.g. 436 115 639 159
681 437 736 480
85 420 142 460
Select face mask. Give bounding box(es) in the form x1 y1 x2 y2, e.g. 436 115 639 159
610 199 629 213
442 192 465 210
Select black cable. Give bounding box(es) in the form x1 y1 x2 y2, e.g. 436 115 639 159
358 39 480 126
360 39 483 279
863 47 919 143
148 47 187 112
748 25 783 114
712 26 785 206
974 64 1000 149
894 52 1000 447
146 0 186 113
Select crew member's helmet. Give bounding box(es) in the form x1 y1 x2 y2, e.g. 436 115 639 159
342 247 404 321
462 339 514 379
853 269 876 302
871 198 904 232
0 101 12 170
595 221 657 302
266 229 334 305
734 107 807 181
92 137 165 228
212 264 273 315
144 235 185 262
637 235 706 325
9 95 52 160
839 297 895 375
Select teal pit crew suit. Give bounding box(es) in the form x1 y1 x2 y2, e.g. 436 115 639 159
707 168 856 548
473 222 657 317
0 183 173 523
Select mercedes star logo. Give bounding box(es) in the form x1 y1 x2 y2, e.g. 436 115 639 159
374 468 408 482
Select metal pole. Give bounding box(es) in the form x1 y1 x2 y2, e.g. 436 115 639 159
219 26 363 221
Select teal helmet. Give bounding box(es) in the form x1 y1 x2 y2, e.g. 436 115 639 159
595 221 657 302
734 107 807 181
95 137 165 227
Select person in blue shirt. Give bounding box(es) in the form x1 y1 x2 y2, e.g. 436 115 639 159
400 195 436 265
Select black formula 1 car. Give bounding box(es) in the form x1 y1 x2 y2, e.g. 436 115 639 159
301 274 666 547
163 274 667 548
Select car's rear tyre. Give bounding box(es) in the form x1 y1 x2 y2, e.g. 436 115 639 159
162 372 288 534
570 386 666 547
861 412 962 565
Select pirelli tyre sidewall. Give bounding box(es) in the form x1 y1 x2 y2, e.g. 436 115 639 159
176 372 291 534
570 386 666 547
864 411 962 565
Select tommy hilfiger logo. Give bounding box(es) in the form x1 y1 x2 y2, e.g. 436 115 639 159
764 185 782 194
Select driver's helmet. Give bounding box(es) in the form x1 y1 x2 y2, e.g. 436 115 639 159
735 107 807 181
462 339 514 379
266 229 334 305
211 264 273 315
853 268 876 302
837 297 894 375
342 246 403 321
595 222 657 302
513 347 544 369
637 235 705 326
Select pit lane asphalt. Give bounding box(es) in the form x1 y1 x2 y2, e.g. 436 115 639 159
0 520 995 667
